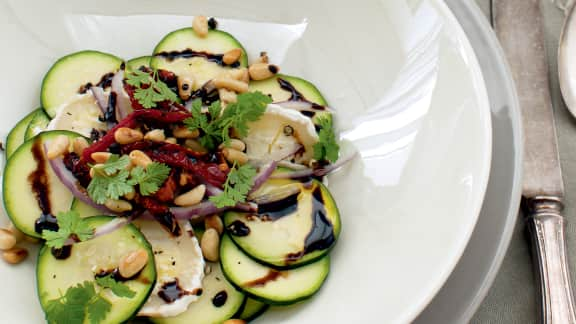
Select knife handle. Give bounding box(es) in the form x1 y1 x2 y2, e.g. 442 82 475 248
525 196 576 324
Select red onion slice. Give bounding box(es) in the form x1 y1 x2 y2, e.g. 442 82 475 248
90 86 109 115
112 70 133 122
47 153 114 215
139 201 257 223
270 152 358 179
250 161 278 194
275 100 334 113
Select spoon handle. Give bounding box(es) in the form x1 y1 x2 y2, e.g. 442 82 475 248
525 197 576 323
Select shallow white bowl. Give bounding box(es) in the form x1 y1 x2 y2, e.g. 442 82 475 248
0 0 491 322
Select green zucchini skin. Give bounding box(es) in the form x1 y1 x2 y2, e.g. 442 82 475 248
3 130 85 237
5 109 38 158
150 28 247 90
37 216 157 324
220 234 330 306
236 297 269 322
24 109 51 140
127 56 151 72
151 262 244 324
224 179 341 269
41 50 123 118
248 74 328 106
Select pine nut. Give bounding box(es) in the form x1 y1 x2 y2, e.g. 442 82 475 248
115 127 143 145
228 68 249 83
184 139 207 153
91 152 111 164
2 247 28 264
8 223 24 243
218 88 237 104
222 148 248 165
219 139 246 152
213 77 249 93
89 164 104 178
193 16 209 38
223 320 246 324
204 215 224 235
178 76 195 100
179 172 191 186
201 228 220 262
223 48 242 65
144 129 166 142
129 150 152 168
46 135 70 159
174 185 206 207
249 63 279 81
257 51 269 64
0 229 16 250
173 126 200 139
105 199 133 213
124 190 136 200
119 249 149 278
72 137 89 156
165 137 177 144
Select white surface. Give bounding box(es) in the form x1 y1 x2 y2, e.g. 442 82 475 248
0 0 491 323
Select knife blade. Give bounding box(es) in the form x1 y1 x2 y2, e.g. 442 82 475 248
493 0 576 323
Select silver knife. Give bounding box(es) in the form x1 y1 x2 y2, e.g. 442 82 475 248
493 0 576 322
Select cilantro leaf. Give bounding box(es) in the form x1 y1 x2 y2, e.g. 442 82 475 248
95 274 136 298
209 163 257 208
88 297 111 324
44 281 111 324
184 92 271 149
126 69 178 108
101 155 131 175
42 211 94 249
128 162 171 196
87 168 133 204
313 116 340 163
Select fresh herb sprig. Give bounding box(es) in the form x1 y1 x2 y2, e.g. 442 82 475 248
209 162 257 208
87 154 171 204
41 211 94 249
45 276 136 324
125 69 178 108
184 91 272 150
313 116 340 163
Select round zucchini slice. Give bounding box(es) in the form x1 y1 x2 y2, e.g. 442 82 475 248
127 56 151 72
71 198 102 218
3 130 85 237
248 74 331 124
224 179 341 269
24 109 51 140
237 298 269 322
41 50 123 117
220 234 330 305
150 28 247 89
37 216 156 324
5 109 38 158
152 262 244 324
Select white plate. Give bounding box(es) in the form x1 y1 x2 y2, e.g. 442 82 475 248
0 0 491 323
415 1 523 322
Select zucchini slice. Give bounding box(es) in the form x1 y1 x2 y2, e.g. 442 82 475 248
2 130 85 237
5 109 37 158
24 109 51 140
150 28 247 89
220 235 330 305
71 198 101 218
37 216 156 324
237 298 269 322
41 50 123 117
152 262 244 324
248 74 331 124
224 179 341 269
127 56 151 72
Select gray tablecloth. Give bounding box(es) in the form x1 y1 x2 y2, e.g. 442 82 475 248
471 0 576 323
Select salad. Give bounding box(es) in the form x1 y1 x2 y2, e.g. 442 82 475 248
1 15 350 324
